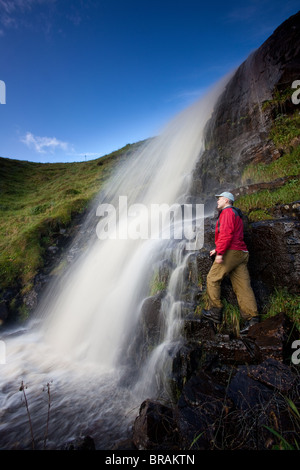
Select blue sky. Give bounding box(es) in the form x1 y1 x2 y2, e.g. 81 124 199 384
0 0 299 163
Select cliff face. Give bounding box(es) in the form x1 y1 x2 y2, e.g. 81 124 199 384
190 11 300 202
129 13 300 452
190 11 300 304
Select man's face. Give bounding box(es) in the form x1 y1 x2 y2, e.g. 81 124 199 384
217 196 229 210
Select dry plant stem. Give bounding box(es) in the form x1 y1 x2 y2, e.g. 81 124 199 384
19 381 35 450
43 382 51 449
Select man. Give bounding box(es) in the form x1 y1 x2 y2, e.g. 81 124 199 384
202 191 259 334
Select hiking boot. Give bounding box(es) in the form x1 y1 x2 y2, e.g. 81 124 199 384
201 308 222 324
240 316 260 335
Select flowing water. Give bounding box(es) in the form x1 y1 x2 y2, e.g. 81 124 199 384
0 78 228 449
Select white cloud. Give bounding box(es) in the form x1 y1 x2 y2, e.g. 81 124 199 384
0 0 53 15
0 0 89 35
21 131 70 154
226 4 260 23
0 0 57 34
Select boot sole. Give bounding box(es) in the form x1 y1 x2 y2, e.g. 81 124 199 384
202 313 222 324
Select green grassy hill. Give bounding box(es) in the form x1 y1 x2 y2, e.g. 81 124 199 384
0 142 142 302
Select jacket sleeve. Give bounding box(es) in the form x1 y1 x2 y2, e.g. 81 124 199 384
215 209 235 255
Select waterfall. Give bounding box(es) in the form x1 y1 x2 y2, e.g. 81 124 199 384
0 76 228 449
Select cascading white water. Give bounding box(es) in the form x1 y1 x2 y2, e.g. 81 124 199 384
132 244 188 400
0 77 228 449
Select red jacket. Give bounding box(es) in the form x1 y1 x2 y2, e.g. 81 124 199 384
215 206 248 255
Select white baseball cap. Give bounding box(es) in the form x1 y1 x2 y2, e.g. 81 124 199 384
215 191 235 202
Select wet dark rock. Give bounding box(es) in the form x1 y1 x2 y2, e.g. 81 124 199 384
153 311 300 450
130 14 300 451
227 358 298 414
246 357 297 393
227 366 274 412
157 258 173 286
247 312 298 362
179 371 225 407
174 355 300 450
170 342 204 394
202 336 258 365
183 315 216 342
47 245 59 254
118 290 166 381
190 11 300 202
23 289 39 311
182 313 297 372
176 372 227 449
269 201 300 220
139 291 165 347
247 219 300 295
188 248 214 291
61 435 95 450
132 399 178 450
111 438 138 450
0 301 8 324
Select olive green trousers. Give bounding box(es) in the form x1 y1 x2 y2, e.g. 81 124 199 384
206 250 258 320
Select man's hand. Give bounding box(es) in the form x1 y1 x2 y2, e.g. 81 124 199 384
210 249 216 257
215 254 223 264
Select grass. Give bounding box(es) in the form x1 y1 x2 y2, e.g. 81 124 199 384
196 287 300 334
221 299 241 336
237 146 300 222
262 287 300 332
241 145 300 184
269 112 300 147
267 86 300 148
238 98 300 222
236 178 300 221
262 86 298 112
195 293 241 336
149 271 167 296
0 143 142 297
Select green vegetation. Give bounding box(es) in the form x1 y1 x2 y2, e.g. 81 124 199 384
195 295 241 336
261 86 300 146
242 146 300 184
245 209 273 222
149 271 167 296
194 290 209 314
221 299 240 336
269 112 300 147
196 287 300 334
0 143 140 296
238 146 300 222
264 397 300 450
262 86 296 112
236 178 300 221
262 287 300 332
238 86 300 222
